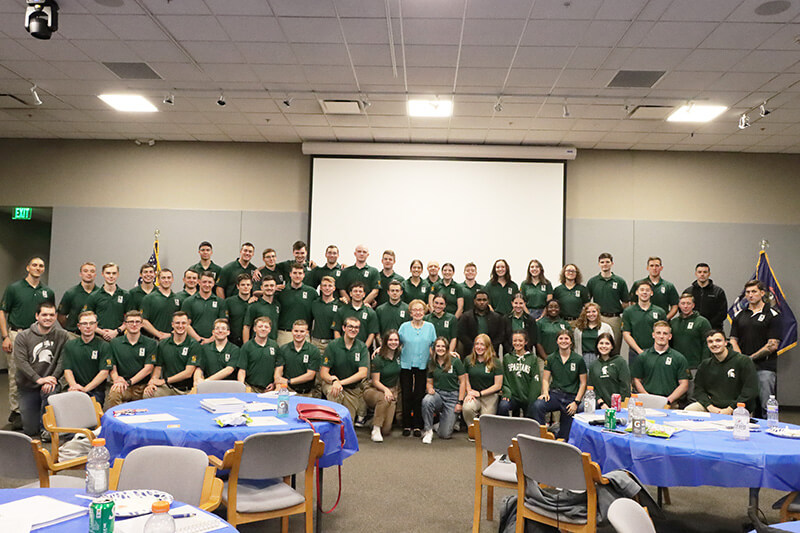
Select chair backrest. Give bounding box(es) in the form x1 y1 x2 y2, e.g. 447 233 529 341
239 430 314 480
607 498 656 533
48 391 99 429
479 414 542 455
196 381 246 394
516 434 587 491
636 394 669 409
116 446 209 506
0 431 39 480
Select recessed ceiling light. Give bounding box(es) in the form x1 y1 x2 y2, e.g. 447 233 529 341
98 94 158 112
666 104 727 123
408 98 453 117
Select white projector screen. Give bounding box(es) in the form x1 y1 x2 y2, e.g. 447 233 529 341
310 157 565 286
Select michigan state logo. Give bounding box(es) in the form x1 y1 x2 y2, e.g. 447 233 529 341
687 322 694 330
91 350 98 360
303 354 309 363
269 347 275 355
212 301 218 308
540 286 546 291
444 320 450 328
355 352 361 362
362 312 368 320
652 312 658 319
182 347 189 356
507 288 512 295
42 290 48 298
661 287 666 293
117 296 124 303
400 311 406 317
302 292 308 299
727 369 736 378
612 282 618 289
225 353 231 362
450 288 455 295
665 357 672 365
570 363 576 371
602 365 608 376
332 304 338 312
363 271 369 278
174 298 180 306
422 287 427 294
575 290 581 297
138 348 145 357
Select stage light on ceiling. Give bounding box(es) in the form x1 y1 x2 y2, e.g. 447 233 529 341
738 113 751 129
30 85 42 106
759 101 771 117
163 93 174 105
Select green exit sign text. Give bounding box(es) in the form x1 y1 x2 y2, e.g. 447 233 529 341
12 207 32 220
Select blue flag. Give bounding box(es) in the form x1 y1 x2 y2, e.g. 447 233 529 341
137 238 161 286
727 250 797 355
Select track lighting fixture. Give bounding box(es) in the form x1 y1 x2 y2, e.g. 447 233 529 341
759 101 770 117
562 103 570 118
494 98 503 113
283 97 293 108
738 113 750 129
163 93 174 105
30 85 42 106
216 93 226 107
361 96 371 109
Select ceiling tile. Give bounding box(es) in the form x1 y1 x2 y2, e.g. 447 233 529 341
733 50 800 73
157 16 230 42
660 0 737 21
340 18 390 44
462 19 527 46
404 45 460 67
402 19 464 45
216 16 283 42
638 21 717 48
467 0 535 19
127 41 188 62
279 17 343 44
72 40 139 62
513 47 575 69
98 15 167 41
676 48 749 71
56 14 119 40
700 22 778 49
727 0 800 22
204 0 273 16
522 20 592 46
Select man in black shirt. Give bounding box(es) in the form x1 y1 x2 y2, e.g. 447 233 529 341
684 263 728 330
458 290 507 355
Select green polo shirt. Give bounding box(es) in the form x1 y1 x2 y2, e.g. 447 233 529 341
277 260 314 286
310 263 342 289
578 325 603 354
552 284 590 319
181 293 227 339
501 352 540 403
277 284 316 330
519 280 552 311
371 354 401 388
587 355 631 407
277 341 321 387
322 337 369 382
1 279 55 330
332 304 379 342
484 280 519 315
536 317 571 354
311 298 340 340
57 284 99 333
62 336 112 387
545 351 586 395
126 285 154 313
217 259 257 298
189 261 221 282
141 290 181 334
156 336 200 390
429 357 465 392
338 264 379 294
460 281 484 313
464 356 502 391
376 300 410 335
622 303 667 350
238 338 280 389
224 294 250 345
670 311 712 369
431 280 463 314
176 289 196 306
376 271 405 306
631 278 680 313
693 350 758 412
401 279 430 304
631 347 690 397
424 311 459 341
586 274 629 315
84 286 128 330
244 298 280 340
256 266 284 288
109 334 157 380
199 341 240 378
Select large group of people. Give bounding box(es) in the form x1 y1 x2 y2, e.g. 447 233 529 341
0 241 782 443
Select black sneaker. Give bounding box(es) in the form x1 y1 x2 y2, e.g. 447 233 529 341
8 411 22 431
413 428 422 437
354 416 367 428
402 428 411 437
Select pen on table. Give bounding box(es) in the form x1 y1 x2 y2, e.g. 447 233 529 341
171 512 196 519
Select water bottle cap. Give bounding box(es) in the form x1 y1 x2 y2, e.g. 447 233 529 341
769 395 776 399
631 394 638 398
92 438 105 446
635 402 643 406
151 500 170 513
737 402 745 407
587 386 594 390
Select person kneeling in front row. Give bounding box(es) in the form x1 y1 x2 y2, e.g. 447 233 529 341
421 337 466 444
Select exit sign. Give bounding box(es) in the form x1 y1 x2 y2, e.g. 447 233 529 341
12 207 32 220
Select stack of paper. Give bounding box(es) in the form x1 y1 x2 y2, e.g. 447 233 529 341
199 397 247 413
116 505 228 533
0 495 87 530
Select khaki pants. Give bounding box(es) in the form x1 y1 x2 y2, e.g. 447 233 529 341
600 315 622 355
322 380 366 420
6 329 19 412
684 401 707 412
462 392 499 424
105 383 148 409
364 384 399 434
150 384 189 398
276 330 293 347
311 337 331 354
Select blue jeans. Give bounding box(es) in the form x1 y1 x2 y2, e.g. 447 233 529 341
421 389 459 439
582 351 597 369
19 384 61 437
530 389 581 440
757 370 776 418
497 397 526 417
529 308 544 320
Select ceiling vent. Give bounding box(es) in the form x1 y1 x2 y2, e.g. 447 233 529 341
607 70 665 88
102 62 162 80
318 99 363 115
628 105 674 120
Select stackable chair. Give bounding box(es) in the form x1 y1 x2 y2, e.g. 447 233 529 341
607 497 656 533
0 430 84 488
41 391 103 467
193 380 247 394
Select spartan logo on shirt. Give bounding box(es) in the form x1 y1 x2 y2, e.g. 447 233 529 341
42 290 48 298
665 357 672 365
570 363 576 371
181 347 189 356
450 288 456 295
758 314 765 322
30 340 55 365
540 286 546 291
507 361 530 377
117 295 124 303
612 282 618 289
363 271 369 278
421 287 427 294
354 352 361 362
269 347 275 355
302 292 308 299
400 310 406 318
687 322 694 330
212 301 218 308
91 350 98 360
225 353 231 362
601 365 609 376
728 369 736 378
139 347 146 357
332 304 338 312
361 312 368 320
652 312 659 319
174 298 180 306
303 354 309 363
507 288 513 295
444 320 450 328
575 290 581 297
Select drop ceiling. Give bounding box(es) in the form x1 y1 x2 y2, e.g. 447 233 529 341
1 0 800 152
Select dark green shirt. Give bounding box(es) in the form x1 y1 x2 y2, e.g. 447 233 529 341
126 285 154 313
501 352 541 403
484 280 519 315
401 278 430 304
141 290 181 334
217 259 257 298
310 263 343 289
109 334 157 381
587 355 631 407
545 351 586 395
188 261 221 282
631 347 690 397
277 340 321 387
371 355 401 388
199 341 240 378
586 274 629 315
277 284 316 330
552 284 590 319
429 357 465 392
156 336 200 390
238 338 280 389
244 298 280 340
630 278 680 313
536 317 571 354
84 286 128 330
1 279 55 330
338 264 379 294
622 303 667 351
57 284 99 333
277 260 314 286
332 304 379 342
310 298 340 340
693 350 758 412
376 271 405 306
464 356 502 391
181 293 227 339
431 280 463 314
460 281 484 313
224 294 250 345
670 311 712 369
322 337 369 382
62 336 112 387
519 280 552 311
376 301 410 335
256 266 284 288
176 289 196 306
424 311 459 341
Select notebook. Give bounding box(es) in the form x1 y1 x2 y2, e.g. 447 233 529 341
0 495 87 530
115 505 228 533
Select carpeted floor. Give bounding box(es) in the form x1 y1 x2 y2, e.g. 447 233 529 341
0 371 795 533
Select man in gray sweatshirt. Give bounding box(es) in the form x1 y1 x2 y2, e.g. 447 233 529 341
13 301 70 437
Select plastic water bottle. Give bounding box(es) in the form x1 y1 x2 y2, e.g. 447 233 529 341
277 384 290 418
85 438 110 497
733 402 750 441
766 395 779 429
632 401 646 437
583 386 596 415
144 500 175 533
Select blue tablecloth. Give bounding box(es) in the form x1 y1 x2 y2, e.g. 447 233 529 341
568 410 800 491
0 488 236 532
751 522 800 532
101 394 359 469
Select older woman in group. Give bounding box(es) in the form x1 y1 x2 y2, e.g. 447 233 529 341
573 302 614 368
397 299 437 437
364 329 402 442
461 333 503 424
421 337 466 444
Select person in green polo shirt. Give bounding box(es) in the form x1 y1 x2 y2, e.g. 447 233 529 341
188 241 222 283
460 262 483 314
310 276 340 353
631 321 691 406
484 259 518 315
275 320 321 396
321 316 369 422
573 302 614 368
535 300 571 362
144 311 200 397
421 337 466 443
586 252 629 351
506 293 538 354
430 263 464 317
84 262 128 342
364 330 402 442
587 332 630 410
401 259 430 305
216 242 257 299
462 333 503 423
519 259 552 320
194 319 240 382
310 245 343 289
62 310 112 406
622 280 667 366
552 264 590 323
126 264 156 313
106 310 157 408
332 282 379 347
237 315 280 393
685 330 759 414
254 248 285 294
276 264 317 346
244 276 280 343
498 331 541 417
670 293 712 400
337 244 380 305
224 274 252 346
277 241 316 286
376 280 410 336
57 261 98 336
629 256 680 320
531 329 587 440
183 271 227 343
425 294 459 353
176 269 198 305
376 250 405 307
141 269 181 340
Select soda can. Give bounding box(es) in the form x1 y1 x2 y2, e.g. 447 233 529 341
89 496 114 533
611 394 621 412
604 408 616 430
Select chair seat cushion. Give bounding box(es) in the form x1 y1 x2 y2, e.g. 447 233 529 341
483 459 517 484
223 479 305 513
523 499 588 525
21 475 86 489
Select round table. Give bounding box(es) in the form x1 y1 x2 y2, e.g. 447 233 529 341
101 393 359 468
0 488 236 533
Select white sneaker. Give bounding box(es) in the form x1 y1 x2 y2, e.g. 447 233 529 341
371 426 383 442
422 429 433 444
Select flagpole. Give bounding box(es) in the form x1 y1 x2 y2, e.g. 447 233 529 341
759 239 769 251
